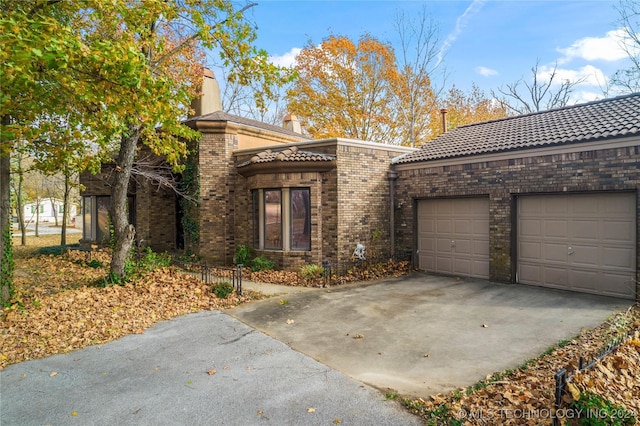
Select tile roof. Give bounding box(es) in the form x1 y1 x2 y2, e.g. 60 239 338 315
184 110 312 140
237 146 335 168
394 93 640 164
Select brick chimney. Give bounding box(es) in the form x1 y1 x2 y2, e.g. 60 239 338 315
190 68 222 117
283 114 302 133
440 108 448 134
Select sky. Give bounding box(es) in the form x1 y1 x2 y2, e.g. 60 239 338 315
221 0 634 105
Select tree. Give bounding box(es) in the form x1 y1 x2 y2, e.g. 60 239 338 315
610 0 640 93
286 35 400 142
492 61 585 114
392 6 443 146
434 84 508 135
1 0 292 286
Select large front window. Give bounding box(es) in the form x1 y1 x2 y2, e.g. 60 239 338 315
252 188 311 251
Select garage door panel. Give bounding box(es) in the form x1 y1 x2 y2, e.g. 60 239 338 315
418 198 489 279
569 245 599 267
572 220 599 239
436 238 453 253
542 243 568 262
517 193 636 300
602 247 635 269
454 219 471 234
601 221 635 243
542 266 568 287
544 220 568 238
520 219 541 236
436 219 453 233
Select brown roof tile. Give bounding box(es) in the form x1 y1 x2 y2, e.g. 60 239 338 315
237 146 335 168
394 93 640 164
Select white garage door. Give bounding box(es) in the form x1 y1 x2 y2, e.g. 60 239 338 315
417 198 490 279
518 193 636 299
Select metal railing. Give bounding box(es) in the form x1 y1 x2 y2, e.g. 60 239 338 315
172 260 243 295
552 328 638 426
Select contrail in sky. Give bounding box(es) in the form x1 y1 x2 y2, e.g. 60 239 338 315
436 0 487 68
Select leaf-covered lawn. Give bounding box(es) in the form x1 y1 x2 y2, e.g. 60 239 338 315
1 244 256 369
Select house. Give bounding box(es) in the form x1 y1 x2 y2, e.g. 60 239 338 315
79 69 639 300
392 94 640 300
80 70 415 269
23 198 77 224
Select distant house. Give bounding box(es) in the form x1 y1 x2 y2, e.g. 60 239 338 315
23 198 77 224
79 70 640 301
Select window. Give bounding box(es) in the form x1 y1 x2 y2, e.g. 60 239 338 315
264 190 282 249
252 188 311 251
290 189 311 250
82 195 134 243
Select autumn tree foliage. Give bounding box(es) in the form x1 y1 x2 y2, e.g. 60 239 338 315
1 0 291 291
433 84 508 135
286 35 401 143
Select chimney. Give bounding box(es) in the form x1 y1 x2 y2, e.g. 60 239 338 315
283 114 302 134
190 68 222 117
440 108 448 134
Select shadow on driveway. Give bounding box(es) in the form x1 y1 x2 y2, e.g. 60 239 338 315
228 273 632 398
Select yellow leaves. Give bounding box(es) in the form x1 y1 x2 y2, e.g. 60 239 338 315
567 383 581 400
307 407 315 413
50 371 58 377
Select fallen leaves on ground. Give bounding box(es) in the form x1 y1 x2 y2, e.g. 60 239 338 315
571 330 640 413
1 253 257 370
406 305 640 425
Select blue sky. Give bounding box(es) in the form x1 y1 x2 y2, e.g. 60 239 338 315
230 0 633 104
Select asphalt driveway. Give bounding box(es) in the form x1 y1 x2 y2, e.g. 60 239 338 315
229 273 631 398
0 311 419 426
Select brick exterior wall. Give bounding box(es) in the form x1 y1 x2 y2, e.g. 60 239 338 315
194 131 238 265
234 140 413 270
79 164 177 251
394 144 640 295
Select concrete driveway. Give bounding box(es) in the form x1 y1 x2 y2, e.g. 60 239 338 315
229 273 631 398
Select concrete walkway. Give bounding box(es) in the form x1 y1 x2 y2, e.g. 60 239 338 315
229 273 631 398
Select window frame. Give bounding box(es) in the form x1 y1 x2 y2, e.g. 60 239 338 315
252 187 311 252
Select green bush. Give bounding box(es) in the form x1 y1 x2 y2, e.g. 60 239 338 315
300 264 324 279
212 281 234 298
250 255 274 272
570 392 636 425
137 247 171 272
233 244 254 265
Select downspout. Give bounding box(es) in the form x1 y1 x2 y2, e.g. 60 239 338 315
387 170 399 258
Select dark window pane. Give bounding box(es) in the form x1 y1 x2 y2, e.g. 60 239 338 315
96 196 111 243
252 190 259 248
290 189 311 250
264 190 282 249
82 197 92 240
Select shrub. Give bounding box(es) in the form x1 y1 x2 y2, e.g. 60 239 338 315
299 264 324 279
250 255 274 272
233 244 253 265
137 247 171 272
212 281 234 298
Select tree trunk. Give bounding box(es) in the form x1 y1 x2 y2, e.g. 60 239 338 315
60 172 70 246
0 119 13 304
35 199 40 237
109 125 140 279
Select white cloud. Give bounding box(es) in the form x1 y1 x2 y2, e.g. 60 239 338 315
475 66 498 77
557 28 629 63
437 0 486 67
537 64 608 87
269 47 302 68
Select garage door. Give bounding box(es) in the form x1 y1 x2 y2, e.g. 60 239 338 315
518 193 636 299
417 198 490 279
